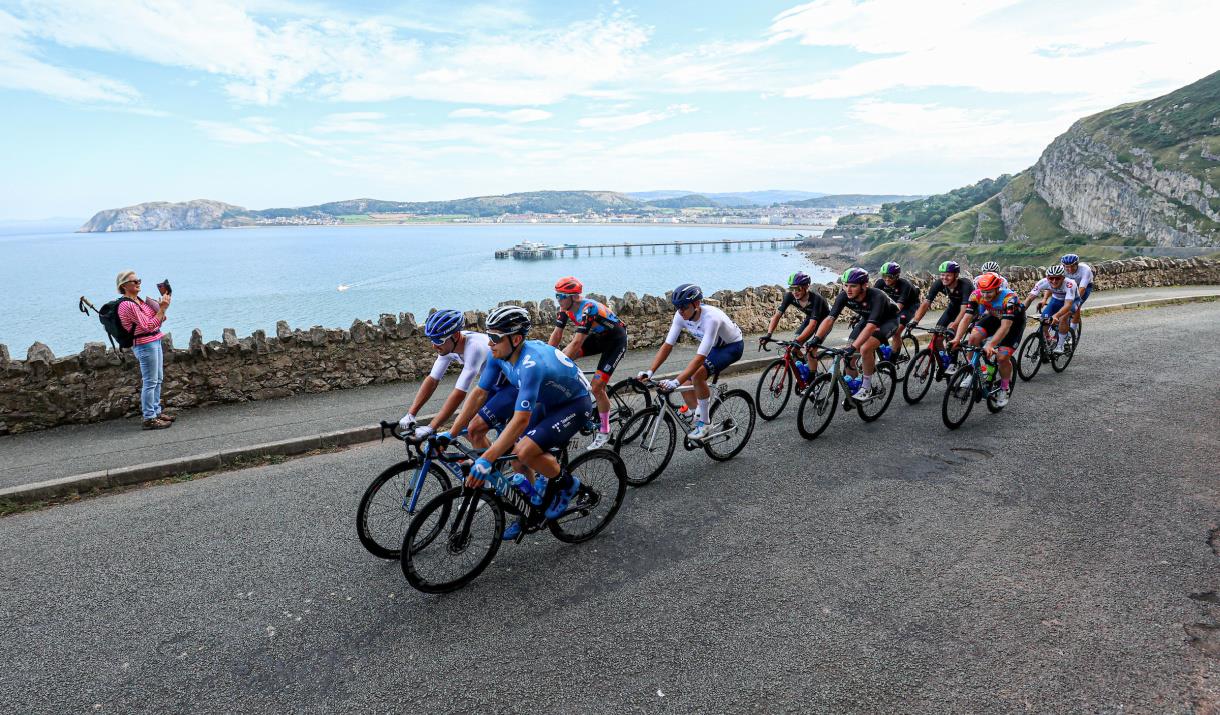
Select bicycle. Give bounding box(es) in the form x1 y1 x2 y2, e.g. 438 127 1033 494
601 373 653 442
901 325 965 404
754 337 832 420
356 422 460 559
1016 313 1076 381
941 345 1014 429
400 437 627 594
613 376 756 486
795 345 898 440
884 325 921 382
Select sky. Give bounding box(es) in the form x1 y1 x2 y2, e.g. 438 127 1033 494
0 0 1217 220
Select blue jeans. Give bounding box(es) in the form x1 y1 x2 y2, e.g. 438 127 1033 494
132 340 164 420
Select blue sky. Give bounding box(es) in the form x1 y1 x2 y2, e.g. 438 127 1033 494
0 0 1217 219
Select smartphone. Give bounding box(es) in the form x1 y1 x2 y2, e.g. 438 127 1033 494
157 279 172 296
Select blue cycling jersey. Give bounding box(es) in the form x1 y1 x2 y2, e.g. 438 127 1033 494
477 339 591 412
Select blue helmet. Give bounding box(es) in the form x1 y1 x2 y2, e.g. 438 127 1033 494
1061 253 1079 265
671 283 703 307
787 271 811 287
424 309 465 341
840 267 869 285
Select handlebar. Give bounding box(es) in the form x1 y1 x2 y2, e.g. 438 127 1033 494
908 325 955 337
758 336 806 352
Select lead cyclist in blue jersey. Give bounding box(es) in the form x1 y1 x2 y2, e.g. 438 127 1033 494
440 305 594 540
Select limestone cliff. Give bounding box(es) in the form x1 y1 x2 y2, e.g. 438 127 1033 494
78 200 242 232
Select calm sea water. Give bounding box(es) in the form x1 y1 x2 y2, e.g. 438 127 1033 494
0 222 831 355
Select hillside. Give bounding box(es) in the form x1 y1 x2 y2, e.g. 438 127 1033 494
78 200 244 232
628 190 826 205
784 194 922 208
861 71 1220 269
880 175 1012 227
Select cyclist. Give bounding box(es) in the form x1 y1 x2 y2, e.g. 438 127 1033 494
639 284 744 441
1022 264 1078 354
874 262 920 363
949 272 1024 407
399 310 493 440
979 261 1009 290
909 260 974 372
440 305 594 540
760 271 829 354
806 267 899 401
1061 253 1094 333
547 276 629 450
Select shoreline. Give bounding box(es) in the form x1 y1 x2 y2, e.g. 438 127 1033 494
130 222 833 234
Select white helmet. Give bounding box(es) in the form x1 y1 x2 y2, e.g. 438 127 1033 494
1046 264 1066 277
980 261 1000 273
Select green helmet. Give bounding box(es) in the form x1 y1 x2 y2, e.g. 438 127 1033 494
880 261 901 276
840 267 869 285
938 260 961 274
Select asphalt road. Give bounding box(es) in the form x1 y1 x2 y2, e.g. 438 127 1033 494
2 303 1218 713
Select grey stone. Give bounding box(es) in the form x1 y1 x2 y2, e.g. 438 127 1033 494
276 320 291 341
189 329 204 355
222 328 239 348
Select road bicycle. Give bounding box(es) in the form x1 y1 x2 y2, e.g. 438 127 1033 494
885 325 921 382
598 373 653 443
613 377 756 486
941 345 1014 429
400 437 627 594
1016 314 1077 381
795 345 898 440
754 337 832 420
901 325 965 404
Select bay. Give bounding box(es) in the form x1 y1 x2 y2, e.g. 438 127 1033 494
0 223 831 355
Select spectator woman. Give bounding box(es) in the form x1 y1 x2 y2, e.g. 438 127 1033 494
115 270 174 430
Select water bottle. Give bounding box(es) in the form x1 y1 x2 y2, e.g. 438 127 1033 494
848 376 861 391
795 359 810 382
509 473 540 506
879 345 893 360
938 351 950 368
984 363 996 382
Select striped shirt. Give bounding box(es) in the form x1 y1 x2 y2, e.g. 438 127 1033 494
117 297 165 346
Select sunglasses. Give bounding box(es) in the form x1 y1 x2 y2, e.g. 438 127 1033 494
1048 275 1064 281
555 293 575 301
429 335 450 346
487 332 514 344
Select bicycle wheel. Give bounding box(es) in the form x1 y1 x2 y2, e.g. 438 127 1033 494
703 389 756 461
796 374 838 440
894 334 920 380
985 373 1013 413
401 487 503 594
1016 332 1043 381
857 362 897 422
357 459 452 560
941 368 976 430
902 349 936 404
608 379 653 443
614 406 676 486
1051 332 1075 372
549 449 628 544
813 351 834 377
754 359 792 420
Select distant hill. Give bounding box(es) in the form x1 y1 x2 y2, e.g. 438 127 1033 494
628 190 827 205
642 194 721 209
784 194 923 208
79 199 244 232
879 175 1013 228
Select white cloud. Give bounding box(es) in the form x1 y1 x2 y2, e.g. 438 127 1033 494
578 104 697 132
448 108 553 123
313 112 388 133
0 9 139 104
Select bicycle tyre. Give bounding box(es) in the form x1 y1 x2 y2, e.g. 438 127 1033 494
754 359 792 420
796 374 837 440
703 389 756 461
608 378 653 443
985 374 1012 413
613 406 676 486
357 459 452 560
941 368 976 430
401 487 503 594
902 348 936 404
857 362 897 422
549 449 628 544
894 334 920 381
1016 332 1043 382
1051 332 1075 372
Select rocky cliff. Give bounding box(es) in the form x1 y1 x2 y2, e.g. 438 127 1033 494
78 200 243 232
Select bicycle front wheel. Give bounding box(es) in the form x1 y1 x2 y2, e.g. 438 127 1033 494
1016 332 1042 381
357 459 451 560
895 334 920 380
703 389 756 461
941 369 976 430
550 449 628 544
608 378 652 443
903 348 936 404
857 362 897 422
401 488 503 594
796 374 837 440
1051 332 1075 372
614 406 676 486
754 359 792 420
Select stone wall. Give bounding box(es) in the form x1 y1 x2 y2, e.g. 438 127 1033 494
1 256 1217 434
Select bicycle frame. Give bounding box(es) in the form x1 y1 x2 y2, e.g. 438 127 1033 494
760 338 813 394
636 380 736 449
959 346 1002 401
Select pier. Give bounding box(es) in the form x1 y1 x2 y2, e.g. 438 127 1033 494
494 236 806 259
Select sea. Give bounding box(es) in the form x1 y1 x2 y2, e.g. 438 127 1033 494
0 222 831 356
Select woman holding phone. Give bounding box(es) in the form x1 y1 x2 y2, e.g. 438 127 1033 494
115 270 174 430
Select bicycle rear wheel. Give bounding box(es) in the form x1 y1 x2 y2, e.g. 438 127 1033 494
357 459 451 560
894 334 920 380
703 389 756 461
903 348 936 404
550 449 628 544
857 362 897 422
1016 333 1042 381
614 406 676 486
1051 332 1075 372
796 374 837 440
754 359 792 420
941 369 976 430
401 488 503 594
608 379 652 443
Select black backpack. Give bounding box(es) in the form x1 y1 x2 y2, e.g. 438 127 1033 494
98 297 145 349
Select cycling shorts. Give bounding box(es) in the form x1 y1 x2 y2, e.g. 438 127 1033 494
1073 284 1093 310
897 304 917 326
523 396 594 452
577 325 628 380
936 302 963 329
849 318 898 343
477 386 518 430
702 340 744 377
972 315 1024 350
1042 297 1067 320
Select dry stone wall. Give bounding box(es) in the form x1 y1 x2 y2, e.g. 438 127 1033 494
1 256 1217 434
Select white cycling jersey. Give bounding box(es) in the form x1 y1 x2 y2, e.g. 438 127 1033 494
428 331 491 392
1029 277 1078 302
665 304 743 356
1065 262 1094 291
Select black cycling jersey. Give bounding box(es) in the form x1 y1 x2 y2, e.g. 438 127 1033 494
874 277 920 308
777 290 830 324
828 286 899 326
924 276 974 309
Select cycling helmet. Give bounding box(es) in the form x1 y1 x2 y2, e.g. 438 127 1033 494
840 267 869 285
554 276 582 295
975 272 1002 292
1060 253 1079 265
938 260 961 274
485 305 532 336
787 271 811 287
1046 264 1066 277
423 309 465 341
980 261 1000 273
671 283 703 307
880 262 901 277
